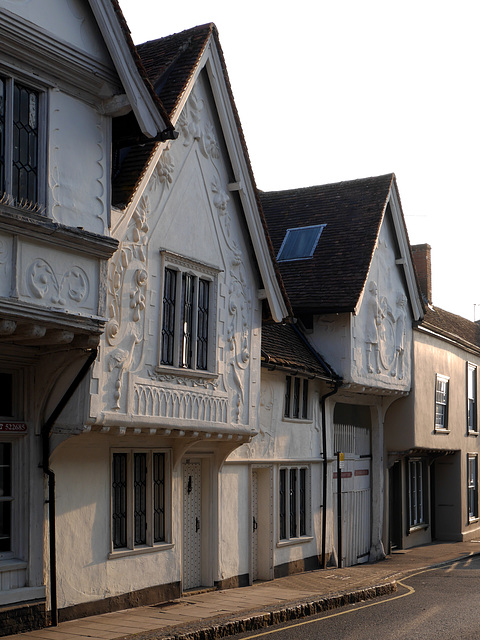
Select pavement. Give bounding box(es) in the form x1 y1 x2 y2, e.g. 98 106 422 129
4 540 480 640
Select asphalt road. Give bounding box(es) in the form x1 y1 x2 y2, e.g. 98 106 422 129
233 555 480 639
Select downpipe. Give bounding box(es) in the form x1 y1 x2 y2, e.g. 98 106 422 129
41 347 98 626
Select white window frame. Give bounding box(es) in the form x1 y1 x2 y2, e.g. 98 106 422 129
278 465 311 544
408 458 426 529
158 251 219 376
110 448 172 557
435 374 449 432
0 71 46 207
283 376 310 420
468 453 478 522
467 363 477 434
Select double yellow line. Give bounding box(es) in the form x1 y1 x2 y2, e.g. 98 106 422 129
242 567 440 639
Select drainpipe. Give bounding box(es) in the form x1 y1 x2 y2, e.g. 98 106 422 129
320 380 341 570
41 347 98 626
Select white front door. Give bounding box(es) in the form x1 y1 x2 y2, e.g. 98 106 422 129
252 470 259 581
183 460 202 590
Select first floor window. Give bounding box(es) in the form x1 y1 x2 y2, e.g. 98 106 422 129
0 75 41 205
279 466 309 541
467 364 477 433
0 442 12 553
408 458 426 528
112 450 169 551
284 376 309 419
468 454 478 521
160 253 217 373
435 374 449 431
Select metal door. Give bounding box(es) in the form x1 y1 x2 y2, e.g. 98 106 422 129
333 423 371 566
183 461 202 590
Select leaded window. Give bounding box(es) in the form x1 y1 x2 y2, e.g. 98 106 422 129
279 466 309 541
0 76 41 206
0 443 12 553
284 376 309 419
160 254 217 373
112 450 169 552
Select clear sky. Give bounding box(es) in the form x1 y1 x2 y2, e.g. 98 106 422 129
119 0 480 321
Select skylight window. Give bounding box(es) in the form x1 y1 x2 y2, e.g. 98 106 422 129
277 225 326 262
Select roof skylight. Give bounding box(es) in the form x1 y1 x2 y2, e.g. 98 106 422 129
277 224 326 262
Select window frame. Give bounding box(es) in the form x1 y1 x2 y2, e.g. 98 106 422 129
284 376 310 421
277 224 326 262
0 72 46 208
434 374 449 432
110 448 172 557
467 363 477 435
468 453 478 522
159 251 219 376
278 465 311 544
408 458 427 530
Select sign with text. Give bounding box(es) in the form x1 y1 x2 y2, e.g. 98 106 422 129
0 422 27 433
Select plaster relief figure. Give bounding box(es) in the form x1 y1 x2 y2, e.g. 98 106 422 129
365 281 381 374
392 293 407 379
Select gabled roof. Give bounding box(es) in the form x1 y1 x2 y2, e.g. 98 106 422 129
260 174 423 319
419 306 480 355
88 0 174 138
262 323 338 381
111 22 290 323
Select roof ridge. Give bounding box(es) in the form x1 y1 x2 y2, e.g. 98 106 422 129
260 173 395 197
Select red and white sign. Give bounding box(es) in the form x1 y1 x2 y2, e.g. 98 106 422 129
0 422 27 433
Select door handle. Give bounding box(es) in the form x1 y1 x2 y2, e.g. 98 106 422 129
253 516 258 532
196 517 200 532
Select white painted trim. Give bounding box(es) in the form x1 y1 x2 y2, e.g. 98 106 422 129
0 585 45 606
88 0 169 137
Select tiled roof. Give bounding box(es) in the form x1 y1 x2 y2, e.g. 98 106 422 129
260 174 395 314
420 306 480 353
261 323 338 380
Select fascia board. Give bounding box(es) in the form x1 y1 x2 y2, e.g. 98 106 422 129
387 183 424 321
88 0 168 138
203 44 288 323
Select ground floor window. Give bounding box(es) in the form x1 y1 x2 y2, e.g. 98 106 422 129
408 458 426 528
112 450 170 551
468 454 478 521
279 466 310 541
0 442 12 553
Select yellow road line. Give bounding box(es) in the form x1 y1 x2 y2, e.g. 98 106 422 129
239 567 444 639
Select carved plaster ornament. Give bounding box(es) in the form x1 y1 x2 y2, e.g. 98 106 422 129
27 259 89 306
108 333 140 410
177 90 220 160
106 196 150 347
152 148 175 189
364 280 407 379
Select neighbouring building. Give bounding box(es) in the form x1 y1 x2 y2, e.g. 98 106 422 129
260 174 424 567
386 244 480 550
0 0 176 634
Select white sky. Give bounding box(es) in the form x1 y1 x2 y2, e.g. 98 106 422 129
119 0 480 321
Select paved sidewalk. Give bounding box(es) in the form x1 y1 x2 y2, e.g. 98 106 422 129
4 541 480 640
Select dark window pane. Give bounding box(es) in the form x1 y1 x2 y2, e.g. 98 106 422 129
181 274 194 368
284 377 291 417
299 468 306 536
196 279 209 370
277 225 325 262
12 82 38 203
153 453 165 543
112 453 127 549
161 269 176 365
0 372 13 416
293 377 300 418
302 379 309 419
134 453 146 545
279 469 286 540
0 77 5 194
289 469 297 538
